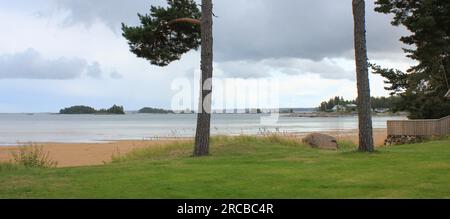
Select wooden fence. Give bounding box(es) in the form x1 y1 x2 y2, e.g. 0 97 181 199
387 115 450 136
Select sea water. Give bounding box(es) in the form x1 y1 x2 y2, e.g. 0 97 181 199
0 113 406 145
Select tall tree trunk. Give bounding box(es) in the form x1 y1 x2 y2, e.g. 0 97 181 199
194 0 213 156
352 0 374 152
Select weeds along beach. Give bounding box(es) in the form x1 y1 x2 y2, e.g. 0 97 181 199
0 129 388 167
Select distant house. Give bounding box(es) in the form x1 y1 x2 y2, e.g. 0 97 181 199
375 108 389 113
446 90 450 99
346 104 357 111
332 105 346 112
332 104 357 112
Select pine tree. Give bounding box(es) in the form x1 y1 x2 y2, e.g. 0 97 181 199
372 0 450 119
122 0 214 156
353 0 374 152
194 0 213 156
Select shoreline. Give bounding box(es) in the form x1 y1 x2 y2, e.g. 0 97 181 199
0 128 388 146
0 129 387 168
283 112 408 118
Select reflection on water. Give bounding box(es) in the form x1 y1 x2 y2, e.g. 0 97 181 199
0 113 406 145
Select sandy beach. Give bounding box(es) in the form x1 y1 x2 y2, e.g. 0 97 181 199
0 129 387 167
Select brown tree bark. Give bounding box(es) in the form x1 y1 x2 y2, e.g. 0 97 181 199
352 0 374 152
167 18 201 26
194 0 213 156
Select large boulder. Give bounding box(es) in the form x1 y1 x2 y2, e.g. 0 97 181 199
302 133 339 150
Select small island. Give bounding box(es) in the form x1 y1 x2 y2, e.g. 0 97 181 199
60 105 125 115
138 107 174 114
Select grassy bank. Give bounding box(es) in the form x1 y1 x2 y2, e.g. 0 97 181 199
0 136 449 198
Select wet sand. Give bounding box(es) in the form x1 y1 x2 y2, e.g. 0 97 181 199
0 129 387 167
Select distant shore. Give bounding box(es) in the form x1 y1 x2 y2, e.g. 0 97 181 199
284 112 408 118
0 129 387 167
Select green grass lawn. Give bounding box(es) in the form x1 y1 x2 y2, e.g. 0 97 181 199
0 136 449 198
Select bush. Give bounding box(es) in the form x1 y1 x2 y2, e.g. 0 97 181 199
11 145 58 168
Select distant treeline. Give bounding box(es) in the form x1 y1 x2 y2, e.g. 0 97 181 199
60 105 125 114
318 96 401 112
138 107 174 114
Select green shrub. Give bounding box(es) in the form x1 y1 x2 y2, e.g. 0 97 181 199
11 145 58 168
337 140 358 152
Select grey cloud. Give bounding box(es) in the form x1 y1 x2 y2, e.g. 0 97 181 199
0 48 86 79
264 58 355 80
86 62 102 78
217 61 272 79
50 0 407 61
110 71 123 79
0 49 115 80
51 0 166 30
214 0 407 61
49 0 407 79
217 58 355 80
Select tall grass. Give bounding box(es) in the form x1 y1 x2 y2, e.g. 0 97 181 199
110 135 369 164
0 162 21 172
112 135 307 163
10 145 58 168
211 135 304 147
111 140 193 163
336 140 358 152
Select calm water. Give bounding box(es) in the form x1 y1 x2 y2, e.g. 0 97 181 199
0 113 406 145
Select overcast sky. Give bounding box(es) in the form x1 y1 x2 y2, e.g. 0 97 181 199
0 0 414 113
